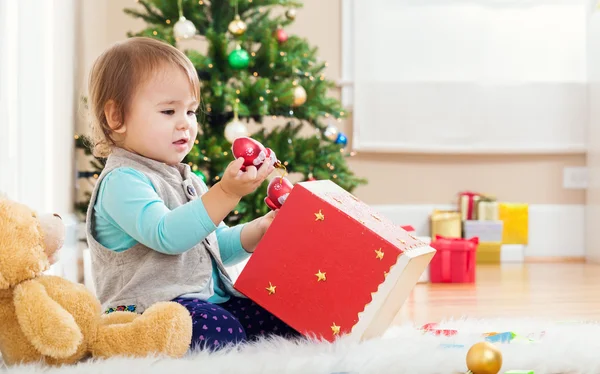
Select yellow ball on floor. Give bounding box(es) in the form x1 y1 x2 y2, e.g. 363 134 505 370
466 341 503 374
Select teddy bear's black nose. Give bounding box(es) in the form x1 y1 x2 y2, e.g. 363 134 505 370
53 213 62 220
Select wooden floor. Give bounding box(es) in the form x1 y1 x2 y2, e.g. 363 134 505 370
393 262 600 326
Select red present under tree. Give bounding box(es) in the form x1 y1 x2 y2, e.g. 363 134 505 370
234 179 435 342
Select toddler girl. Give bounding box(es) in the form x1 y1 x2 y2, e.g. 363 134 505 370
84 37 300 351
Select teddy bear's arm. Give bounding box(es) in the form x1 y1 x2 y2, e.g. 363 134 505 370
13 279 83 359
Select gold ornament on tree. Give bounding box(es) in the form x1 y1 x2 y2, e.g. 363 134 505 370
292 81 307 107
228 15 247 36
465 342 503 374
228 1 247 37
173 0 196 40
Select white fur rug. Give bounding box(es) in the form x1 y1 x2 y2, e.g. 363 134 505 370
4 318 600 374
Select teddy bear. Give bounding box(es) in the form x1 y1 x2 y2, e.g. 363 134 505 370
0 195 193 366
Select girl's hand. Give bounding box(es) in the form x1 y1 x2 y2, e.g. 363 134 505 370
257 210 278 235
220 158 274 199
241 210 279 252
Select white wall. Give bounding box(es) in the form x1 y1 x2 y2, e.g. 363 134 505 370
350 0 588 154
586 3 600 263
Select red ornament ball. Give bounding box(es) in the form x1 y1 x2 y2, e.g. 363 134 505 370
275 28 288 43
265 176 294 210
231 136 278 171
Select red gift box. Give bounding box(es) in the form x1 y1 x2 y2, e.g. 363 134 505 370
429 235 478 283
234 180 436 342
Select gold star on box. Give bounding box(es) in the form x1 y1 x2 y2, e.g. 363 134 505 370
315 270 327 282
375 248 384 260
266 282 276 295
331 323 341 335
314 210 325 221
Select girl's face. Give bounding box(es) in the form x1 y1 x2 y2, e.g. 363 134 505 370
117 64 199 166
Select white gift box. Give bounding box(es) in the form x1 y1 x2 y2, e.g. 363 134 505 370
463 220 503 242
500 244 525 263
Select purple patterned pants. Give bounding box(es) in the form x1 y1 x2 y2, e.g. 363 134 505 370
172 296 301 350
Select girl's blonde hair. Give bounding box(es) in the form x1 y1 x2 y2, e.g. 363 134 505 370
87 37 200 158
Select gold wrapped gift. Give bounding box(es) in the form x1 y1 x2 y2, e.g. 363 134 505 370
430 210 462 238
476 242 502 264
477 201 499 221
498 203 529 244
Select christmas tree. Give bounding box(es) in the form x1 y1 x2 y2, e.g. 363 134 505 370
74 0 366 225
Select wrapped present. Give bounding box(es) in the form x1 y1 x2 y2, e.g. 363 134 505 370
463 220 503 242
501 244 525 263
234 180 436 343
429 236 478 283
499 203 529 244
477 242 502 264
477 199 499 221
458 191 482 220
430 210 462 238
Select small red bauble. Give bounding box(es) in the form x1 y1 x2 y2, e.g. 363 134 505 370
231 136 278 171
264 176 294 210
275 28 288 43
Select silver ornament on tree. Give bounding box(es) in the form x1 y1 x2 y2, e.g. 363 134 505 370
285 9 297 20
324 124 339 141
173 0 196 40
224 107 249 143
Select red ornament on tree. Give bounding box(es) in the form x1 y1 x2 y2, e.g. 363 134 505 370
231 136 279 171
275 27 288 43
265 176 294 210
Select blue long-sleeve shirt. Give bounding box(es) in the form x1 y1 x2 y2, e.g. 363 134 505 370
92 167 249 303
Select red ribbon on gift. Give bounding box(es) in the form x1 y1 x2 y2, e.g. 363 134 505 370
459 191 480 220
442 248 451 282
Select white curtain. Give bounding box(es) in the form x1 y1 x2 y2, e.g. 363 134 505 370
0 0 76 214
0 0 79 281
350 0 589 153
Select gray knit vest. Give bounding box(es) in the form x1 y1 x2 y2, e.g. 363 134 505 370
85 147 245 314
